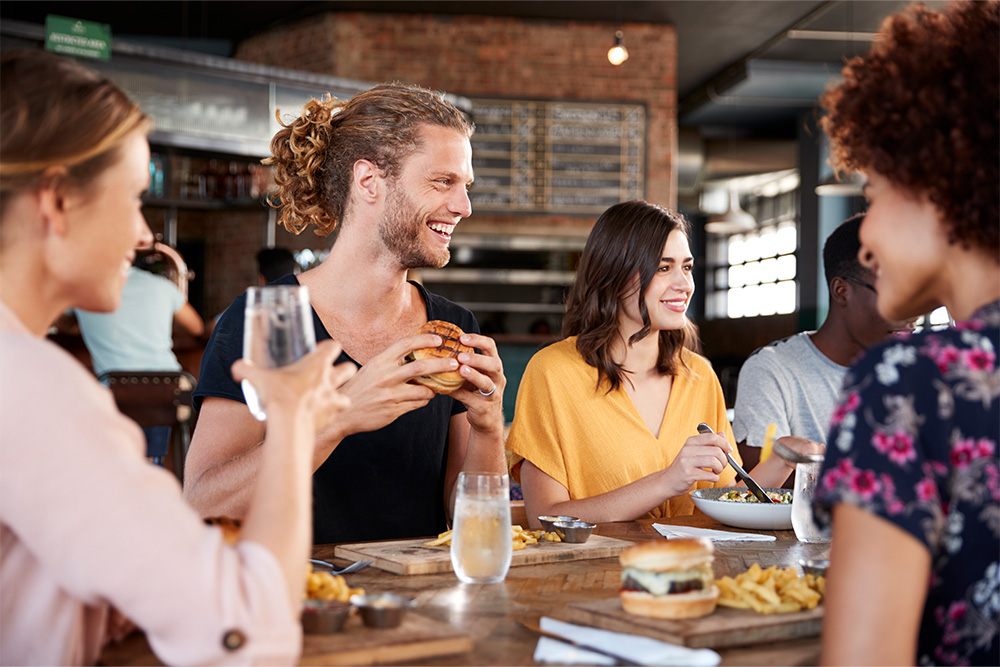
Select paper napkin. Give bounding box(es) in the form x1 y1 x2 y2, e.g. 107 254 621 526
653 524 776 542
533 616 721 666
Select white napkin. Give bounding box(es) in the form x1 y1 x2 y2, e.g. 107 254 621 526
533 617 721 666
653 524 776 542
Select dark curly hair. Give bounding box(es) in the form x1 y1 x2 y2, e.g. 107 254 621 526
820 1 999 254
563 200 700 393
264 83 473 237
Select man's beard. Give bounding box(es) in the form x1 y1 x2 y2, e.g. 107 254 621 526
377 183 450 270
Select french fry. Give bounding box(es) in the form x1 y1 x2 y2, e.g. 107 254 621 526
715 564 825 614
423 529 454 547
305 569 364 601
423 526 561 548
760 423 777 462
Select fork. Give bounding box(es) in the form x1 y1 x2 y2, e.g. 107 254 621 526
309 558 373 575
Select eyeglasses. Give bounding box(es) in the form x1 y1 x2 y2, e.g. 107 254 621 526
842 275 877 294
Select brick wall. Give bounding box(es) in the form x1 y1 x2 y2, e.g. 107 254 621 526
235 11 678 227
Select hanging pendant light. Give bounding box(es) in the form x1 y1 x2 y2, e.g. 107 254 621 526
608 30 629 66
705 189 756 235
814 170 866 196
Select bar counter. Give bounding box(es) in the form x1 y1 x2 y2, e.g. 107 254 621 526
99 512 828 666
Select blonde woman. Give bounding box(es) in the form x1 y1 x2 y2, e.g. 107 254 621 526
0 49 354 665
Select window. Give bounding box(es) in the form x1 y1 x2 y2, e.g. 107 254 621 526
705 184 799 319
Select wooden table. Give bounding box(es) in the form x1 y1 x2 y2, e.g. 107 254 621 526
99 512 829 666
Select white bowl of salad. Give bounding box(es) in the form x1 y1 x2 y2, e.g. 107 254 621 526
689 487 793 530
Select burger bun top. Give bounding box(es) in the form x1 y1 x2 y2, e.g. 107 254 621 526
619 538 714 572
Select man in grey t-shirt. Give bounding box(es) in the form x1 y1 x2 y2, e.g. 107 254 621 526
733 214 915 474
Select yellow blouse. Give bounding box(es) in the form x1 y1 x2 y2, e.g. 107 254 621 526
507 337 739 518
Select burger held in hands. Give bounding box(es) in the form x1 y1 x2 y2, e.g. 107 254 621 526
404 320 473 394
619 538 719 620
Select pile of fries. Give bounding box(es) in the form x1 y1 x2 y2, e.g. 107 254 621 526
305 569 365 601
716 564 824 614
423 525 561 550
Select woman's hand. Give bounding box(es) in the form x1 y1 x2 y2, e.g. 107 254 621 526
231 339 355 432
661 431 731 497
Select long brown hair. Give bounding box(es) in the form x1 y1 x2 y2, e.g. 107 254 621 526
563 200 700 392
0 49 151 213
265 83 474 237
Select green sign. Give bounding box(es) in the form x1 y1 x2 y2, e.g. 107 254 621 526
45 15 111 61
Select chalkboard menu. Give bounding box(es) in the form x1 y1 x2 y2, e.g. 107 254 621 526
469 98 646 215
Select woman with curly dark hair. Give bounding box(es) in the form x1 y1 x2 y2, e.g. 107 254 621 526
506 201 809 525
813 2 999 665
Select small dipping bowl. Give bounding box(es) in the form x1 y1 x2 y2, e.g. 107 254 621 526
538 515 578 533
301 599 350 634
799 558 829 579
350 593 416 628
552 520 596 543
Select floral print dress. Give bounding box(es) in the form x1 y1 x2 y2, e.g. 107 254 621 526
814 300 1000 666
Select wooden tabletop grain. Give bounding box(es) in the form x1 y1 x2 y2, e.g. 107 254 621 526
99 511 830 666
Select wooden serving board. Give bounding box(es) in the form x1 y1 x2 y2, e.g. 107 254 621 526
300 612 472 666
566 597 824 649
335 534 633 575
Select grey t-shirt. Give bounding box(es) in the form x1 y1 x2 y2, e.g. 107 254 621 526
732 331 847 448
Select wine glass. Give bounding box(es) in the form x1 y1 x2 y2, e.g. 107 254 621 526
241 285 316 421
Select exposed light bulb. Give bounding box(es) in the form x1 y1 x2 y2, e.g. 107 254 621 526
608 30 629 66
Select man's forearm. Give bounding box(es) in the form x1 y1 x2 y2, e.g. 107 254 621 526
184 444 264 519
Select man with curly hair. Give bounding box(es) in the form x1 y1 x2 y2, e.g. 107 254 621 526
811 2 999 665
184 84 508 544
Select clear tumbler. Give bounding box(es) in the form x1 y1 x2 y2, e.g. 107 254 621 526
450 472 513 584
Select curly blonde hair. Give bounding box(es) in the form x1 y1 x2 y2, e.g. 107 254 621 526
265 83 473 237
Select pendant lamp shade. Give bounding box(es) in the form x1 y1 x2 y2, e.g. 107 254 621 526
815 170 866 197
705 189 756 235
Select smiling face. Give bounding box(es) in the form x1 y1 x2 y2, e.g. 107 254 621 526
376 123 474 270
859 171 951 322
619 229 695 335
60 132 154 312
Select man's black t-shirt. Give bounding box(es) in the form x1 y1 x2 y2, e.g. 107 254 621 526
194 275 479 544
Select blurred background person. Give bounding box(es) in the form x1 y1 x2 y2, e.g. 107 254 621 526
507 200 811 527
256 246 299 285
75 245 204 462
813 2 999 665
733 213 913 477
0 49 354 665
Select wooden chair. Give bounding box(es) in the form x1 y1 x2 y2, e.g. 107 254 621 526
99 371 196 483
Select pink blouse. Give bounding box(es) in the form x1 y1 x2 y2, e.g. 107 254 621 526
0 302 301 665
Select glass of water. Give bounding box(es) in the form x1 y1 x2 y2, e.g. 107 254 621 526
451 472 513 584
792 460 831 543
241 285 316 421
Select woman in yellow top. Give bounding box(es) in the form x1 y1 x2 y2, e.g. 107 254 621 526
507 200 802 524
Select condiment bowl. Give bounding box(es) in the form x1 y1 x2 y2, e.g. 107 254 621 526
301 599 350 634
538 515 578 532
799 558 829 579
350 593 416 628
552 519 596 543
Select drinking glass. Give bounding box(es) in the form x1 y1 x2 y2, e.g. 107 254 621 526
450 472 513 584
791 460 831 543
241 285 316 421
